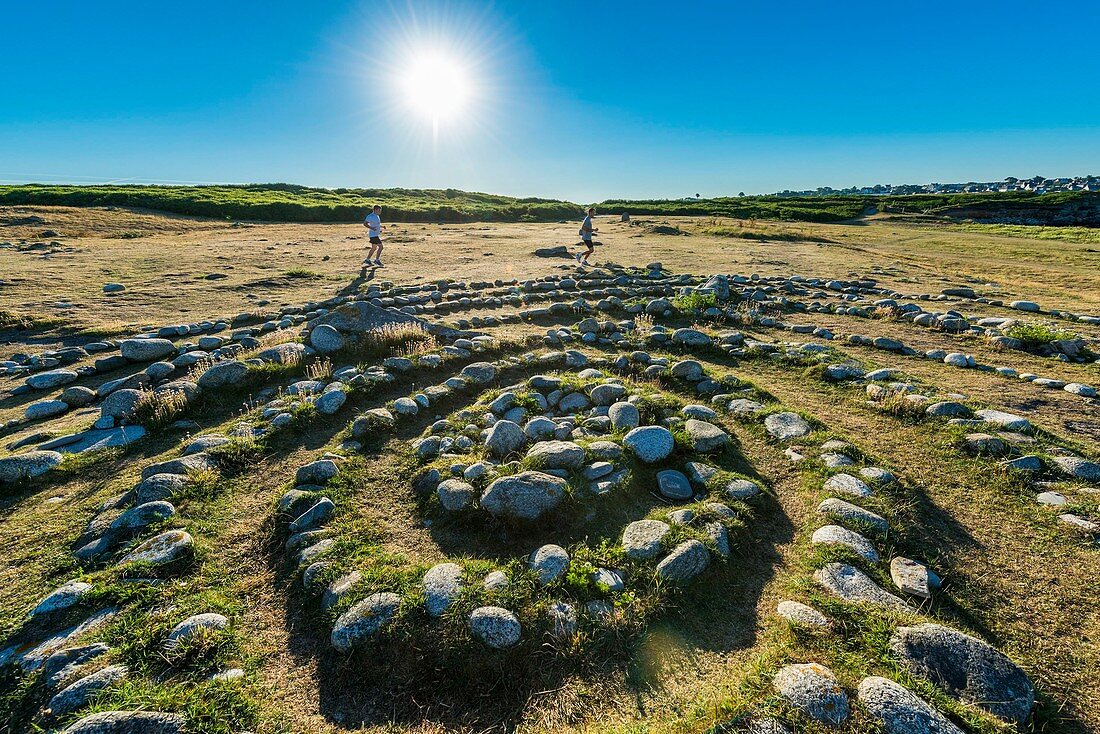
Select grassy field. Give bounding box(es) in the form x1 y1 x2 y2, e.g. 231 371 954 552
2 184 1097 226
0 204 1098 734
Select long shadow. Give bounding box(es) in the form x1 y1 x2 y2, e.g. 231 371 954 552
335 266 376 297
270 357 790 731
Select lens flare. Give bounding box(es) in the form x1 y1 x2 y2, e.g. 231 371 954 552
402 52 470 122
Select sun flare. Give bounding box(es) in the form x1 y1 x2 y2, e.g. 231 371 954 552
402 52 470 123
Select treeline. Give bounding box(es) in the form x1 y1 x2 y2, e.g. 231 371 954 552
603 190 1100 224
0 184 580 223
1 183 1096 225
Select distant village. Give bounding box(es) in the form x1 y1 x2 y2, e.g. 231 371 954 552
766 175 1100 198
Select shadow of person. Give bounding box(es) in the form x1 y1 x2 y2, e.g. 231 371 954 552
337 267 375 297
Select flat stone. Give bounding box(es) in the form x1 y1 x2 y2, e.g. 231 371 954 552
684 419 728 452
30 581 94 618
814 562 911 610
622 519 671 560
656 469 693 500
59 711 186 734
1053 456 1100 482
764 412 812 440
890 557 940 598
777 600 830 628
858 676 964 734
975 409 1032 432
165 612 229 648
525 440 585 471
890 623 1034 725
822 497 888 530
330 592 401 651
118 529 193 566
0 451 64 483
811 525 879 561
823 473 872 498
480 471 565 519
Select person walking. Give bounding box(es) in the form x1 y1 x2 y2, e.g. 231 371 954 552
363 204 385 268
575 206 600 266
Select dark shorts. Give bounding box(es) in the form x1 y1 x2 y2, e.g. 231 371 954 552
581 238 594 250
369 237 382 245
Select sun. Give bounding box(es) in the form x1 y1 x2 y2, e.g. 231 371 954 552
402 52 470 123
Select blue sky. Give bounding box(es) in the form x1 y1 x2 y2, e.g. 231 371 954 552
2 1 1098 201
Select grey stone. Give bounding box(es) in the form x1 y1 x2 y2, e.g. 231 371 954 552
315 389 346 415
165 613 228 648
814 563 911 610
110 500 175 531
423 562 464 617
684 419 728 452
27 369 79 390
60 710 186 734
777 600 830 628
131 473 188 504
622 519 670 560
309 324 345 354
120 338 176 362
26 400 70 420
437 478 475 511
460 361 497 384
608 401 640 430
468 606 521 648
525 440 585 471
480 471 566 519
0 450 64 483
890 557 941 599
858 676 963 734
890 623 1034 724
772 662 849 726
295 459 339 485
623 425 675 462
60 386 96 407
30 581 94 618
655 539 709 583
811 525 879 561
727 398 766 418
656 469 693 500
289 497 335 533
1053 456 1100 481
118 529 193 566
141 452 216 479
823 473 872 498
529 544 570 585
331 592 401 651
485 420 526 458
256 342 307 364
196 360 249 389
975 409 1032 432
764 412 812 440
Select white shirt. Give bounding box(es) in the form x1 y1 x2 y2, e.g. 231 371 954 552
365 212 381 237
580 214 593 240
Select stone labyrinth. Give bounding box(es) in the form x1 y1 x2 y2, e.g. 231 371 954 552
1 262 1097 732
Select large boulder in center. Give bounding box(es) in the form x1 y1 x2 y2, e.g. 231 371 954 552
313 301 444 337
480 471 566 520
889 623 1035 725
485 420 526 458
525 441 585 471
120 338 176 362
623 425 675 463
